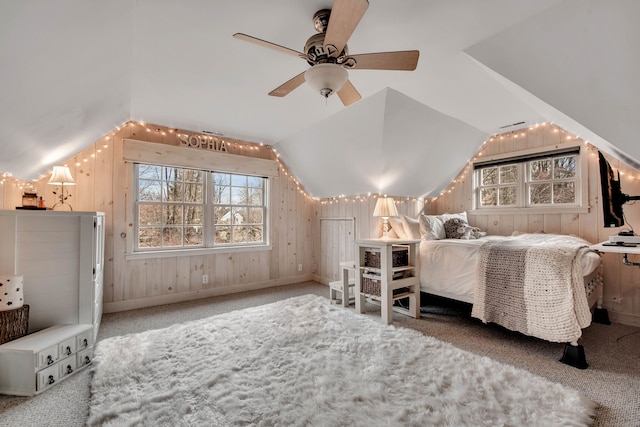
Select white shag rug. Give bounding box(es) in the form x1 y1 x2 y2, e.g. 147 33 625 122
88 294 595 426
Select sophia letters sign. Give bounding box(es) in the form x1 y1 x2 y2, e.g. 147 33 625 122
178 134 227 152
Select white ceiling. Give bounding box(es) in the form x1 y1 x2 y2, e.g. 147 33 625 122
1 0 639 198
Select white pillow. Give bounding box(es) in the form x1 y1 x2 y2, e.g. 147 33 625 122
388 216 407 239
419 214 445 240
437 212 468 226
401 215 420 240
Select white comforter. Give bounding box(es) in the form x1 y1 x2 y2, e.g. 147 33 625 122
419 235 601 303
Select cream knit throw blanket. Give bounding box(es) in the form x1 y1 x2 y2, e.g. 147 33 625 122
472 233 593 343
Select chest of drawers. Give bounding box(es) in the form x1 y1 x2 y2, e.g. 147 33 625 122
0 324 93 396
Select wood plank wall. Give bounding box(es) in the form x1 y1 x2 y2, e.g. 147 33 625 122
433 123 640 326
1 122 315 312
2 121 638 325
313 196 423 283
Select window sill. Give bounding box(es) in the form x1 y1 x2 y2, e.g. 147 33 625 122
468 206 590 215
125 244 272 260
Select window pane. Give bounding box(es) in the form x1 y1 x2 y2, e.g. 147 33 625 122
215 226 231 244
232 187 249 205
162 227 183 246
482 168 497 185
499 165 517 184
248 188 263 205
163 205 183 225
553 182 575 204
162 181 184 202
184 206 203 225
138 165 162 180
530 183 551 204
499 186 517 206
233 226 249 243
231 175 247 186
248 208 263 224
139 180 161 201
139 205 161 225
214 173 230 185
214 185 230 204
529 160 552 181
232 207 247 224
553 156 576 179
215 207 232 224
481 188 497 206
185 226 203 246
247 176 263 188
183 169 204 183
183 183 204 203
247 226 263 242
139 227 161 248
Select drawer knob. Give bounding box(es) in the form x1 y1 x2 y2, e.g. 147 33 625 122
48 375 55 385
65 346 72 356
84 356 91 365
66 365 73 374
81 338 88 348
47 355 54 365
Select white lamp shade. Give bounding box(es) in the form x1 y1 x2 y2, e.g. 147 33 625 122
373 197 398 218
48 166 76 185
304 63 348 96
0 275 24 311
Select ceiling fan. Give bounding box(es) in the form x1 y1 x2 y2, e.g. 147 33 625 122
233 0 419 106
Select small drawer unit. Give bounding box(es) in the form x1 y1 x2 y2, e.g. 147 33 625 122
0 324 94 396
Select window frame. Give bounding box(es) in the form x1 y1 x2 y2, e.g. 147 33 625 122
132 163 270 257
471 142 589 215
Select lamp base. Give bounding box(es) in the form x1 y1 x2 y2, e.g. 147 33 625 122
51 201 73 211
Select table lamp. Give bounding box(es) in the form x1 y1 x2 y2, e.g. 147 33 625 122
373 196 398 239
48 166 76 210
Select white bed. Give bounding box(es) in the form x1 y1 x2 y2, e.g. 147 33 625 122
419 235 602 305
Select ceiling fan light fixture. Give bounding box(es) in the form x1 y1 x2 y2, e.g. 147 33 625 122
304 63 348 99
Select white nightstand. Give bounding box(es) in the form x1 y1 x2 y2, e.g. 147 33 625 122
355 238 421 325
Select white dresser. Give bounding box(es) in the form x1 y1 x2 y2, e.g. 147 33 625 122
0 210 105 340
0 324 93 395
0 211 104 395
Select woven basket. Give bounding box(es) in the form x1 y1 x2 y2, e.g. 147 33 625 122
0 305 29 345
362 276 381 296
364 247 409 269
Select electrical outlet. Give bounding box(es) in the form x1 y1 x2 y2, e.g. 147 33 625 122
298 264 303 272
202 274 208 284
612 296 623 304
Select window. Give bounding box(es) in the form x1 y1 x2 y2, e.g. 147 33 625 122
474 146 583 211
212 172 266 245
135 164 267 251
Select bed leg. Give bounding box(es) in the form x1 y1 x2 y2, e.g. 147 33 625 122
560 342 588 369
592 307 611 325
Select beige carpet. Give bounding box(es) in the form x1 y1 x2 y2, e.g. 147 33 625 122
0 282 638 426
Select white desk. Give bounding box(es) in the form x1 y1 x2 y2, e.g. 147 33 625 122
591 242 640 267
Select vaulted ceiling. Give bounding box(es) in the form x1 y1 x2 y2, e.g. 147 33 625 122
1 0 638 198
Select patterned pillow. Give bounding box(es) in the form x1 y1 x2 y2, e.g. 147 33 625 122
443 218 469 239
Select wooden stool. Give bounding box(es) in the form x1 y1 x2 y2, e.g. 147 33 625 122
329 261 356 307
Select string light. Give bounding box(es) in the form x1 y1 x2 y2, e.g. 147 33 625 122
4 119 638 209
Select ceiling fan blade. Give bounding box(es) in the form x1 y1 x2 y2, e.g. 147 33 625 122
349 50 420 70
323 0 369 57
268 72 306 97
233 33 304 58
337 80 361 106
